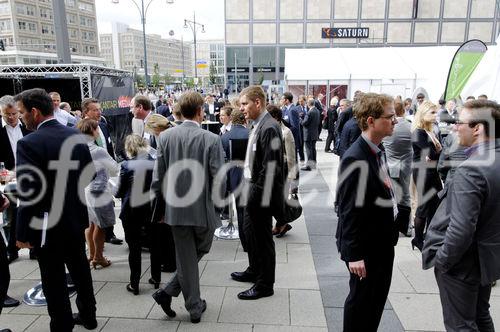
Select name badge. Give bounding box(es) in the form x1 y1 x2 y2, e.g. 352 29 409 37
144 132 151 141
253 143 257 152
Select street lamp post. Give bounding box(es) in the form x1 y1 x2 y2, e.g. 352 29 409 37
112 0 174 88
168 30 185 88
184 12 205 84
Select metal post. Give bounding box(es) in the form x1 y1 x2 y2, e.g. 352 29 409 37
141 0 149 87
234 52 238 92
181 36 185 87
193 12 198 81
53 0 71 63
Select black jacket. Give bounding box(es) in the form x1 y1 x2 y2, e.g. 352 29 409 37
0 123 31 170
16 119 94 248
336 136 399 262
338 117 361 158
301 107 321 141
324 107 338 133
98 121 115 160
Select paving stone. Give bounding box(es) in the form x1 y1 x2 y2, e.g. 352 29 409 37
199 260 248 287
390 264 417 294
275 261 319 290
24 315 109 332
219 287 289 325
101 318 179 331
317 276 349 308
312 253 349 278
0 313 39 331
305 217 336 236
290 290 327 327
309 236 336 255
148 285 225 323
323 307 403 331
8 257 39 280
253 325 328 332
274 217 310 244
389 293 446 331
201 239 239 261
177 322 252 332
396 259 439 294
94 282 156 318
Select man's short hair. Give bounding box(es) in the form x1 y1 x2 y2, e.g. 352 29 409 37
298 95 306 102
463 99 500 138
133 95 152 111
356 93 393 131
49 92 60 99
404 98 413 107
339 99 351 107
282 92 293 103
466 96 476 101
394 100 405 117
307 98 315 107
178 91 204 119
81 98 99 114
266 104 282 122
478 94 488 100
172 103 182 117
231 109 246 125
0 95 15 112
240 85 266 106
416 93 425 99
14 88 53 116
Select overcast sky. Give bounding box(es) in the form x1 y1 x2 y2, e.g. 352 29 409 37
96 0 224 41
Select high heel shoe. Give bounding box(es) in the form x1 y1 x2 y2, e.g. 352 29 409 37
148 278 160 289
91 257 112 269
411 238 423 252
126 283 139 295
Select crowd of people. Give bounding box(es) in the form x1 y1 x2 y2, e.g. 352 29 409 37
0 84 499 332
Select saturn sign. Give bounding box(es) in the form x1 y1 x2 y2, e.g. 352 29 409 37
322 27 370 39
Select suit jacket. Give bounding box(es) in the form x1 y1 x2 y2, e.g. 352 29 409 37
287 105 302 148
157 105 171 118
325 107 338 133
335 107 353 139
203 102 221 122
247 113 285 220
382 117 413 179
336 136 399 262
435 139 500 285
115 153 155 222
338 117 361 158
99 121 115 160
16 119 94 248
301 106 320 141
438 108 459 123
0 123 31 170
220 124 249 192
152 121 225 229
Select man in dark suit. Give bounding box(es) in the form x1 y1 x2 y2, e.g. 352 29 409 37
14 88 97 331
230 85 285 300
324 101 338 153
220 109 249 251
336 93 398 331
434 99 500 331
81 98 123 246
301 98 320 171
0 95 32 263
338 115 361 158
281 92 302 160
203 95 221 122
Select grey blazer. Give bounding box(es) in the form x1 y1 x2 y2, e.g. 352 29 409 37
151 121 226 230
382 117 413 178
301 106 320 141
435 139 500 285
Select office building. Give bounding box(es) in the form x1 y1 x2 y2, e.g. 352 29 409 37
0 0 103 65
194 39 225 88
225 0 499 90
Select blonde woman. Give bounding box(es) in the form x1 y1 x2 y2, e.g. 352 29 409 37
145 113 174 137
411 101 443 251
77 118 119 268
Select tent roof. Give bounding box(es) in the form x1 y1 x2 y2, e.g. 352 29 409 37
284 46 459 81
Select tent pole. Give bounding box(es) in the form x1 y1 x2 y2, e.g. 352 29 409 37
348 74 352 99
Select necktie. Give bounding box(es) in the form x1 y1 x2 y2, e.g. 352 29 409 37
244 124 255 179
377 150 398 219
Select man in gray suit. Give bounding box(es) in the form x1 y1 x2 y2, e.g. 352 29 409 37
382 99 413 236
301 98 320 171
434 99 500 332
151 91 225 324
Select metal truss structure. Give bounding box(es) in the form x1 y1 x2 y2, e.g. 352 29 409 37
0 64 133 100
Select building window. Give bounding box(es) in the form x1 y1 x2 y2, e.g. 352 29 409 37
41 24 54 35
16 4 36 16
78 2 93 12
65 0 76 7
79 16 94 27
0 20 12 32
67 14 77 24
40 7 53 19
69 28 78 39
0 3 10 15
81 30 95 41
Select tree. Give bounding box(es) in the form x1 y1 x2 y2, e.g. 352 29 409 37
163 73 175 85
184 77 195 89
209 62 217 86
135 74 145 88
151 63 161 88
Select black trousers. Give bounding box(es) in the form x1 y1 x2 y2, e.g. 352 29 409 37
243 206 275 290
343 248 394 332
37 235 96 332
435 268 494 332
122 217 143 288
150 222 176 282
0 235 10 315
298 125 305 161
325 131 335 151
305 140 317 166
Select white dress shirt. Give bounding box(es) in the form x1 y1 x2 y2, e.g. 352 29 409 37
54 108 76 126
5 122 23 163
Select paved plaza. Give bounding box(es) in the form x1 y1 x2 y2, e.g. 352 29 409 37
2 136 500 331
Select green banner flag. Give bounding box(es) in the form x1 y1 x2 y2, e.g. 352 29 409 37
444 39 487 101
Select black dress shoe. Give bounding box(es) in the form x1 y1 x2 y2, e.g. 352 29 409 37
152 289 176 318
148 278 160 289
106 236 123 245
72 313 98 330
7 252 18 264
190 299 207 324
230 271 256 283
0 329 12 332
29 249 37 260
301 165 312 171
126 283 139 295
3 295 20 308
237 286 274 300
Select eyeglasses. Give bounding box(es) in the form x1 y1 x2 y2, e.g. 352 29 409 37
379 114 397 121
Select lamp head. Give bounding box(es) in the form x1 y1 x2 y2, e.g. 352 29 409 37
111 0 119 3
183 20 188 28
166 0 174 3
201 25 205 33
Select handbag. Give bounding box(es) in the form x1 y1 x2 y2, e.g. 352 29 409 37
90 169 108 195
282 193 302 223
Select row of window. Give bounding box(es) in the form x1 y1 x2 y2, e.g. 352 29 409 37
18 19 96 41
67 14 95 28
65 0 94 12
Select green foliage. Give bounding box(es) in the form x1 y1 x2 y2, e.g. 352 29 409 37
209 62 217 86
151 63 161 88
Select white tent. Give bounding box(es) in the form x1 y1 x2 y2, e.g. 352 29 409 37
461 35 500 102
284 46 460 102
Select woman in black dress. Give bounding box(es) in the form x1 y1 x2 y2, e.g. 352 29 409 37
411 101 443 251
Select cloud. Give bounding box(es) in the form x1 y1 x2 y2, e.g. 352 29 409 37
96 0 224 41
